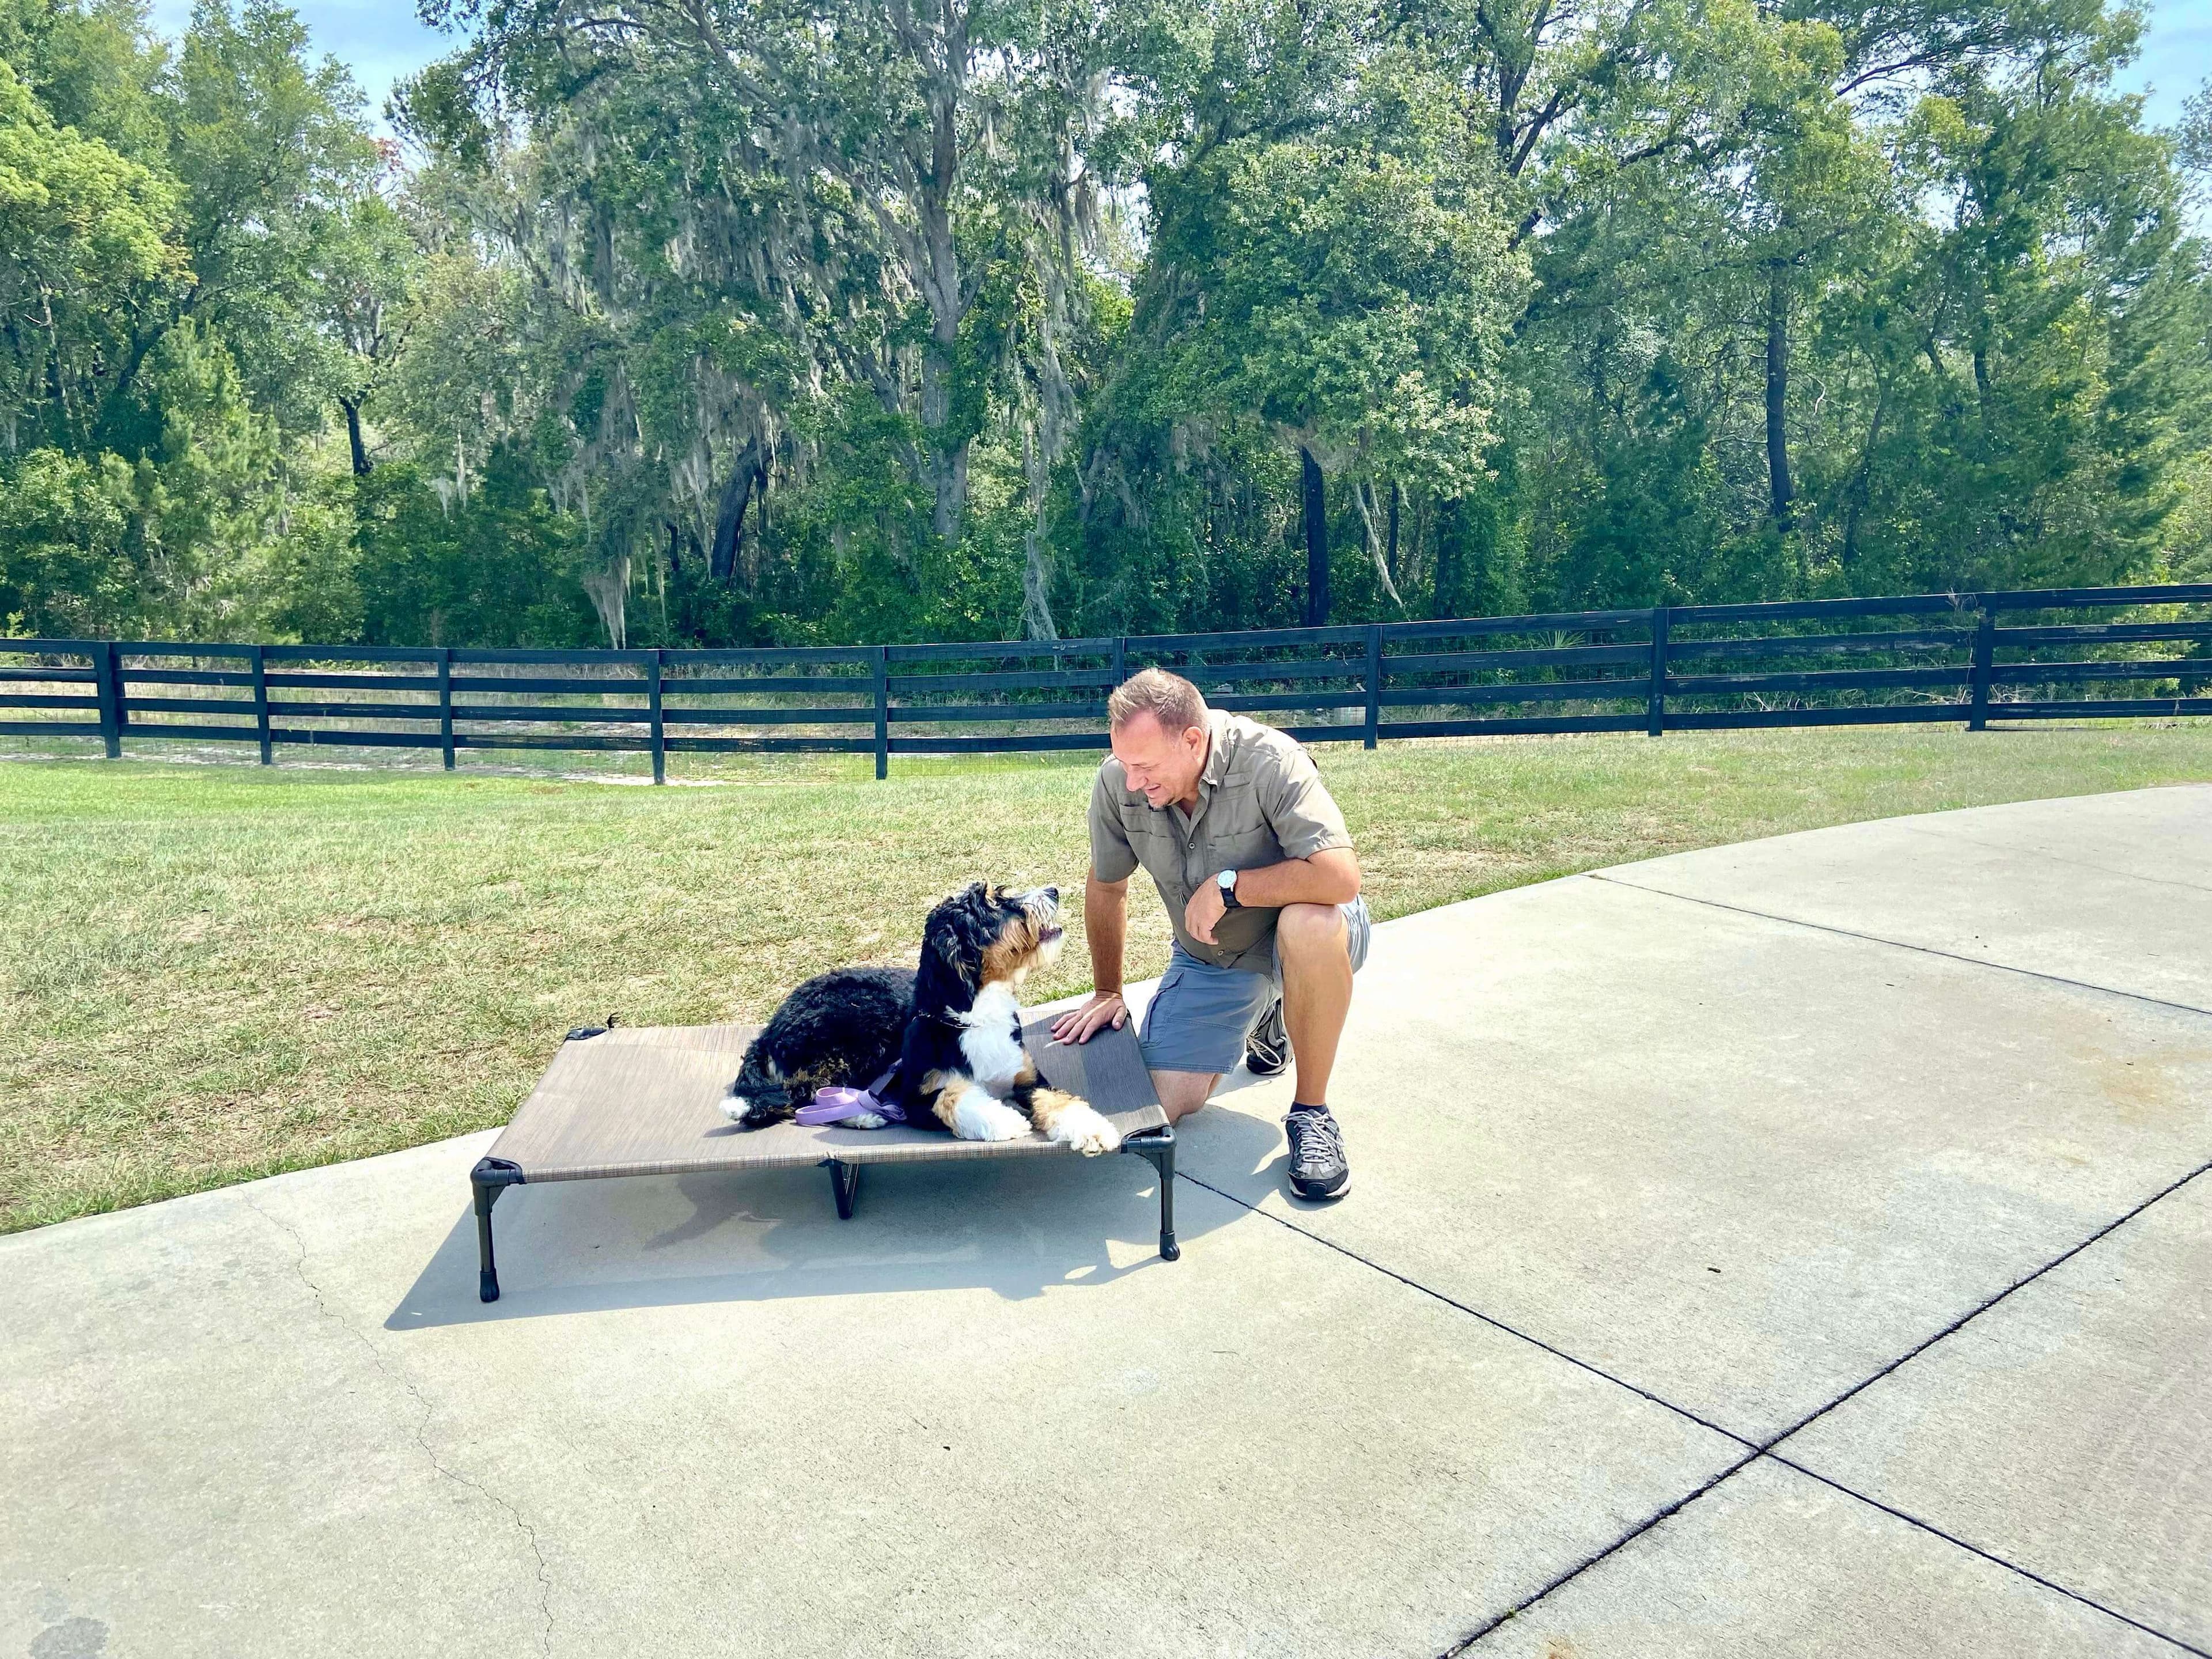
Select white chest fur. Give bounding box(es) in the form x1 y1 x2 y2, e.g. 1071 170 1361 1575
958 982 1028 1093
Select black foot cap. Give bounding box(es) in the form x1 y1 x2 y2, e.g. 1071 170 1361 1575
479 1271 501 1303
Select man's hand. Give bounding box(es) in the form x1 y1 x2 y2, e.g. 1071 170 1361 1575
1050 990 1128 1046
1184 877 1228 945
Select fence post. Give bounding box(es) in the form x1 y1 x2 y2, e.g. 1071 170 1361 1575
1968 603 1995 732
1363 625 1382 749
252 644 272 765
1111 636 1127 689
873 645 890 781
94 641 123 759
1647 607 1670 737
438 649 456 770
648 650 666 785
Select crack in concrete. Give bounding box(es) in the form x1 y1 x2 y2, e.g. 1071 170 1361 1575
1177 1161 2212 1656
243 1195 555 1656
1588 873 2212 1022
1764 1453 2212 1659
1892 817 2212 901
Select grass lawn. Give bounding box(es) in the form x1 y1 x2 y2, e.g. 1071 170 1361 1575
4 722 2210 1232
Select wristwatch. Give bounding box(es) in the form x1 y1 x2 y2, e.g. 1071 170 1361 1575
1216 869 1242 910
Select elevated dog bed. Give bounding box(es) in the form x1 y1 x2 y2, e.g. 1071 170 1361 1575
470 1017 1177 1301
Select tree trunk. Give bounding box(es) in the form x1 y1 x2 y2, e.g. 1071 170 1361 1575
1972 329 1993 440
1764 268 1794 528
1301 446 1330 627
1386 483 1400 584
709 439 767 584
339 396 370 476
918 85 970 545
1431 497 1461 619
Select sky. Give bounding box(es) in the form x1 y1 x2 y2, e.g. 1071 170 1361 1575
147 0 456 128
151 0 2212 133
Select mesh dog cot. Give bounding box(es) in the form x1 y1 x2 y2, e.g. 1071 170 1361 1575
469 1017 1178 1301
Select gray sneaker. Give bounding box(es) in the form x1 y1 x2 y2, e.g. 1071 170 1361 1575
1283 1106 1349 1200
1245 998 1290 1077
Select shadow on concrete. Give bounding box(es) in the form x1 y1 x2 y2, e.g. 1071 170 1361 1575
383 1109 1290 1329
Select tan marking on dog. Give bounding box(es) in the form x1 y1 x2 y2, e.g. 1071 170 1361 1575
1013 1053 1039 1088
980 915 1041 987
1023 1087 1085 1136
929 1075 976 1131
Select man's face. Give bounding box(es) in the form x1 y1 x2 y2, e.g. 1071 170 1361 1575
1110 710 1208 808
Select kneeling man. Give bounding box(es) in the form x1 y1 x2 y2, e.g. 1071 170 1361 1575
1050 669 1367 1199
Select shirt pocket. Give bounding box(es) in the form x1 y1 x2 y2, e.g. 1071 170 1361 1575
1209 821 1283 876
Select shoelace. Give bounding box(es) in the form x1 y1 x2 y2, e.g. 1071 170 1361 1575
1287 1110 1342 1172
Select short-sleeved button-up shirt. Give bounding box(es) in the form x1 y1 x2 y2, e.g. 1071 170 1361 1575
1089 711 1354 972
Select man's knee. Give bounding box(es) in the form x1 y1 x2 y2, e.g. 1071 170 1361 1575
1277 902 1347 960
1150 1069 1217 1122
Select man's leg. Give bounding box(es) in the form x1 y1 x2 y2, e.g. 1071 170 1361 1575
1276 901 1353 1108
1150 1069 1219 1124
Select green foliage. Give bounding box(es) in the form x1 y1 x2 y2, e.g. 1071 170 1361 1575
0 445 131 632
3 0 2209 650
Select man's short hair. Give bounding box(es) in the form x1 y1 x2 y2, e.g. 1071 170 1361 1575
1108 668 1209 735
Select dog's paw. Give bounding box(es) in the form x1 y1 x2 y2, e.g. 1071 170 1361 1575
953 1092 1033 1142
848 1111 887 1130
718 1093 749 1124
1053 1101 1122 1156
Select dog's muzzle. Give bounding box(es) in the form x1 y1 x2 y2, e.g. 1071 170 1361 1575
1017 885 1063 944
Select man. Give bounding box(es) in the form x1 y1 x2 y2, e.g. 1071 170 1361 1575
1049 668 1368 1199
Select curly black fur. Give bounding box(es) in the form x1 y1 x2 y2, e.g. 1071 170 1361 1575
722 964 914 1130
719 882 1066 1136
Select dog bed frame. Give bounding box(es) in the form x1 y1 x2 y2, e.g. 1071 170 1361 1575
469 1016 1177 1301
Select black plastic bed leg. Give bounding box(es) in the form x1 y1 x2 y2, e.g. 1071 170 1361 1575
470 1157 525 1302
827 1159 861 1220
1123 1128 1181 1261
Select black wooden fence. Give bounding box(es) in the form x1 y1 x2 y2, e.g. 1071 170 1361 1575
5 583 2209 781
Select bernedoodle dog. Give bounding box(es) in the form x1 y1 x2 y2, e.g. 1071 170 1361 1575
717 882 1122 1154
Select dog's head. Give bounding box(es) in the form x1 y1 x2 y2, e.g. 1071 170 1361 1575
915 882 1064 1012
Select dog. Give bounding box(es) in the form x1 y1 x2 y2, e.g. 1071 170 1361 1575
717 883 1122 1155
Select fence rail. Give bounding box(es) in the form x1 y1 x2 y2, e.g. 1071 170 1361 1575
6 584 2210 781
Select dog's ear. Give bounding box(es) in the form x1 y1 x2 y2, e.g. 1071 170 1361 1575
931 926 978 997
916 889 983 1009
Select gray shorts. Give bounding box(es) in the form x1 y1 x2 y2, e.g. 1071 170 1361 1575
1138 897 1370 1075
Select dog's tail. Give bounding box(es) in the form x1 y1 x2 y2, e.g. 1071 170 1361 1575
718 1037 791 1128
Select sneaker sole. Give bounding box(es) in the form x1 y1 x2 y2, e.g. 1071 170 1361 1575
1288 1173 1349 1200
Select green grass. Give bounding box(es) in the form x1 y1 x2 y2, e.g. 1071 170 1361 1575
5 722 2210 1233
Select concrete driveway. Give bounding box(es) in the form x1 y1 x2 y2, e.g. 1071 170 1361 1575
5 785 2208 1658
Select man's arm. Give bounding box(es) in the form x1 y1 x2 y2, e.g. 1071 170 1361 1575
1049 871 1133 1043
1184 847 1361 945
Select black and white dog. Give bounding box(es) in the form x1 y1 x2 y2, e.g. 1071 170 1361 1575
717 883 1122 1154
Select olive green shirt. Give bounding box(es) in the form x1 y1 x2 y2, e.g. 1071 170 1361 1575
1089 711 1354 972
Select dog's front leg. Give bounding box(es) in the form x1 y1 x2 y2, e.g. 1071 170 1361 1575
1020 1083 1122 1156
931 1074 1031 1142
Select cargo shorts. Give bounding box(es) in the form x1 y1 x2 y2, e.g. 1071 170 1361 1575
1138 896 1370 1075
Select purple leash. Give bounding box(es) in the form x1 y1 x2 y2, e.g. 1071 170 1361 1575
793 1067 904 1127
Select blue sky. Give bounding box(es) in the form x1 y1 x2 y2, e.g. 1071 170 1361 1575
154 0 2212 132
147 1 457 127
